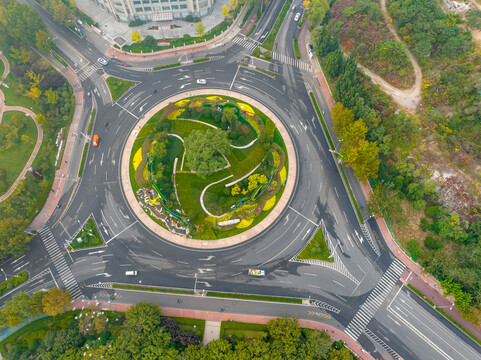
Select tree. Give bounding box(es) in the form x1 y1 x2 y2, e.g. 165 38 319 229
184 129 231 178
342 139 379 182
125 301 162 334
221 107 237 128
21 134 33 144
367 183 404 224
328 346 353 360
0 292 33 327
247 173 267 192
0 218 30 258
229 0 238 10
45 88 59 104
454 290 472 311
308 0 329 29
131 30 141 43
466 9 481 30
42 288 70 316
50 0 75 26
267 317 304 358
332 102 355 138
407 239 424 259
78 309 108 335
305 329 331 358
221 4 230 16
324 49 344 78
1 1 47 47
36 30 55 52
195 21 205 37
30 291 46 316
231 184 240 196
28 86 42 99
303 0 311 9
342 119 368 150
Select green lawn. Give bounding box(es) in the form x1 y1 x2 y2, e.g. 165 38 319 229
169 317 205 338
0 271 28 297
297 227 333 262
2 74 40 113
0 59 5 79
69 218 103 249
106 76 135 101
0 111 38 196
171 119 214 137
227 142 267 180
220 321 267 342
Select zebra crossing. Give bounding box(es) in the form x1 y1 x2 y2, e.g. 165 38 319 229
272 52 312 71
39 228 82 299
87 282 113 289
344 258 405 341
310 299 341 314
360 223 380 256
231 35 259 51
76 62 103 81
364 328 402 359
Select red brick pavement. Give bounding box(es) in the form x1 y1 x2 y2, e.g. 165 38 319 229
70 300 375 360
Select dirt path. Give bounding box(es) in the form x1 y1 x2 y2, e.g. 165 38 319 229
359 0 422 110
0 54 44 202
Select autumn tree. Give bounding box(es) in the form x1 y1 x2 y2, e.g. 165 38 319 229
229 0 238 10
131 30 141 43
0 218 30 258
42 288 70 316
308 0 329 29
0 292 33 327
195 21 206 37
247 173 267 192
231 184 240 196
367 182 404 224
36 30 55 52
221 4 230 16
342 139 379 182
332 102 355 138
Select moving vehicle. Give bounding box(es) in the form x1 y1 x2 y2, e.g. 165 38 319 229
97 57 109 66
292 5 296 11
92 134 99 146
125 271 138 276
196 79 207 85
294 13 301 22
248 269 265 276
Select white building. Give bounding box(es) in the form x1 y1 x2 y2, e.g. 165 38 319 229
94 0 216 22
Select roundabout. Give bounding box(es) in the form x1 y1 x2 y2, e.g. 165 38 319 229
121 90 297 248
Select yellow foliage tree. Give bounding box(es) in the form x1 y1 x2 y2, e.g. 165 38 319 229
28 86 42 99
42 288 70 316
303 0 311 9
221 4 230 16
21 134 32 144
231 184 240 196
131 30 141 43
241 188 249 195
195 21 205 37
229 0 238 10
26 70 44 87
247 173 268 192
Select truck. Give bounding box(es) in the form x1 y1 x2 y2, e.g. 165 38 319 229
92 134 99 146
248 269 265 276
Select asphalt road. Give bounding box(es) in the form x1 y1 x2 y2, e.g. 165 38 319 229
1 2 480 359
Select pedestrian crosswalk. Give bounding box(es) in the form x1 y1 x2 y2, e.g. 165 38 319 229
231 35 259 51
87 282 113 289
344 258 405 341
272 52 312 71
76 62 103 81
39 228 82 299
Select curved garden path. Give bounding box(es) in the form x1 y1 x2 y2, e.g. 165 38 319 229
356 0 422 110
0 53 44 202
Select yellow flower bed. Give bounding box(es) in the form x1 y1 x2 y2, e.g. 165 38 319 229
236 218 253 228
168 108 185 120
143 166 149 181
263 196 276 211
207 96 222 101
133 148 143 171
175 99 190 107
279 166 287 184
237 102 255 116
272 150 280 168
190 101 203 107
205 212 232 224
246 115 261 135
150 139 157 152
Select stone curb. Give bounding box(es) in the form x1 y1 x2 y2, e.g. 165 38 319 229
121 90 296 249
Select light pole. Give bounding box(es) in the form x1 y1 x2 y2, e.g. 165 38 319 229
0 268 7 280
193 273 198 294
329 149 343 159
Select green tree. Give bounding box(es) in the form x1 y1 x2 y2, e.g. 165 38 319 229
45 88 59 105
221 107 237 128
308 0 329 29
184 129 231 178
30 291 46 316
407 239 424 259
0 218 30 258
125 301 162 334
454 290 472 311
50 0 75 26
0 292 33 327
466 9 481 30
310 26 339 57
36 30 55 52
328 346 353 360
42 288 70 316
306 329 331 358
266 317 304 358
324 49 344 78
342 139 379 182
78 309 108 335
367 183 404 224
195 21 206 37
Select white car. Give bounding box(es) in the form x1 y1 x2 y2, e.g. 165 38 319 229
294 13 301 22
97 57 109 66
196 79 207 85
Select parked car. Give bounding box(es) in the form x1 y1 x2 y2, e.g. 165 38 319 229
125 271 138 276
92 134 99 146
97 57 109 66
196 79 207 85
294 13 301 22
292 5 296 11
248 269 265 276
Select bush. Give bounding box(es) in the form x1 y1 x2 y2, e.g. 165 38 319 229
420 218 431 232
424 236 443 250
407 239 424 259
425 206 442 218
129 19 146 27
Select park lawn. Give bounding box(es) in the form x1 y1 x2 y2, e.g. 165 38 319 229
165 136 183 166
231 146 253 162
171 119 215 137
69 218 103 249
0 111 38 196
0 59 5 79
106 76 135 101
169 317 205 338
227 142 267 181
2 75 40 113
176 169 231 224
220 321 267 342
297 227 333 262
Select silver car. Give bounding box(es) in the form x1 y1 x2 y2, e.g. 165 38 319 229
97 57 109 66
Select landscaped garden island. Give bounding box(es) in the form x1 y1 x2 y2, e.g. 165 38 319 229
128 95 289 240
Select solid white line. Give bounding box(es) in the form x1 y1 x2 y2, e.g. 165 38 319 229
105 221 138 244
288 206 317 226
387 284 404 311
230 65 240 90
333 280 345 288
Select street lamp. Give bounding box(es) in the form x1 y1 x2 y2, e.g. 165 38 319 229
193 273 198 294
434 303 454 311
328 149 343 159
0 268 7 280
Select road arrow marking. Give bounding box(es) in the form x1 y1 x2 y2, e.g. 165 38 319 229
96 273 111 277
197 268 214 274
89 250 105 255
179 82 192 89
199 255 215 261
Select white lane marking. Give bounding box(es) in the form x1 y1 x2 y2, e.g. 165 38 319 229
333 280 345 287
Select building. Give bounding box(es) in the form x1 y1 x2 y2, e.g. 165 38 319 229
93 0 217 22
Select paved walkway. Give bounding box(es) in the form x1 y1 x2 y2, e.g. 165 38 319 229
0 53 44 203
121 90 297 249
71 300 375 360
203 320 221 345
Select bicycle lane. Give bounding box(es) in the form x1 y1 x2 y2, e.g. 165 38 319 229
70 299 375 360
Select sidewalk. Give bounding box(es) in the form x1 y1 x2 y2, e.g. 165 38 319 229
71 300 375 360
30 65 84 231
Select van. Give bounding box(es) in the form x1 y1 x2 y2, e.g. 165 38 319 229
125 271 138 276
92 134 99 146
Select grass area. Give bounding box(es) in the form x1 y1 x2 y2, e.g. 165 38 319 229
87 108 96 135
407 284 481 346
193 57 209 63
68 218 103 249
0 59 5 79
2 74 40 113
294 38 300 59
113 283 193 295
153 63 180 70
78 143 88 177
220 321 267 341
170 317 205 338
0 112 38 196
207 291 302 304
262 0 294 50
170 119 214 137
51 51 68 67
105 76 135 101
297 227 333 262
255 67 276 77
0 271 28 297
241 1 256 28
240 62 248 67
309 92 363 221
